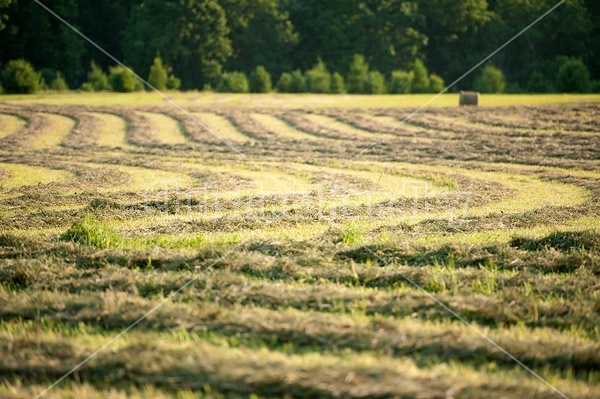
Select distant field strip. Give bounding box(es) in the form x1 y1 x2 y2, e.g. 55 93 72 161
0 101 598 399
31 113 75 149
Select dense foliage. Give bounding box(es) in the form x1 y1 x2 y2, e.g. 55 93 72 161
0 0 598 92
1 58 40 93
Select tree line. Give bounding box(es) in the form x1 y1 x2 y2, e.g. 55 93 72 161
0 0 598 94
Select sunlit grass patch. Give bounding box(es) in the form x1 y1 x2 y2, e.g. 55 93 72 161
192 112 254 143
95 164 198 192
0 113 26 139
0 162 74 189
31 113 75 149
138 111 189 145
87 112 129 148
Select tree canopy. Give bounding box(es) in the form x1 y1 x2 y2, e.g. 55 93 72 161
0 0 597 91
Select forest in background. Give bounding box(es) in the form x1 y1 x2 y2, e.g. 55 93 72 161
0 0 598 93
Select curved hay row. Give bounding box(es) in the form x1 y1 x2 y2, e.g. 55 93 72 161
59 112 100 149
0 162 74 191
283 162 450 197
186 162 315 196
412 112 595 138
355 113 455 138
277 112 352 140
224 111 295 142
102 109 155 147
86 112 130 148
55 156 589 238
30 113 76 150
136 112 189 145
191 112 255 143
249 113 323 142
301 113 378 140
466 105 600 133
368 162 591 225
102 163 199 193
0 113 27 140
0 108 46 148
104 161 508 235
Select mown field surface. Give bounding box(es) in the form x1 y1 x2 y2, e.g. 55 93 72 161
0 93 599 398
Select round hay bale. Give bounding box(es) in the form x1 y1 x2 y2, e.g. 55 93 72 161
459 91 479 106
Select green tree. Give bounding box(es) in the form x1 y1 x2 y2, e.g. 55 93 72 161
221 0 297 77
527 71 553 93
0 0 85 84
346 54 369 94
50 72 69 91
249 65 272 93
76 0 139 72
276 72 293 92
166 74 181 90
1 59 41 93
123 0 232 89
148 56 168 90
277 70 307 93
216 71 249 93
429 73 445 92
305 59 331 93
555 58 591 92
364 71 386 94
289 69 306 93
109 65 142 92
417 0 491 80
285 0 426 75
411 60 430 93
490 0 593 87
0 0 13 31
87 61 110 91
474 64 506 93
330 72 345 93
389 70 413 94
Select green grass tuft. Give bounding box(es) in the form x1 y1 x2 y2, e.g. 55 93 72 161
60 215 121 248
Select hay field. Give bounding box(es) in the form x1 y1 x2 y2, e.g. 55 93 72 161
0 93 599 398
